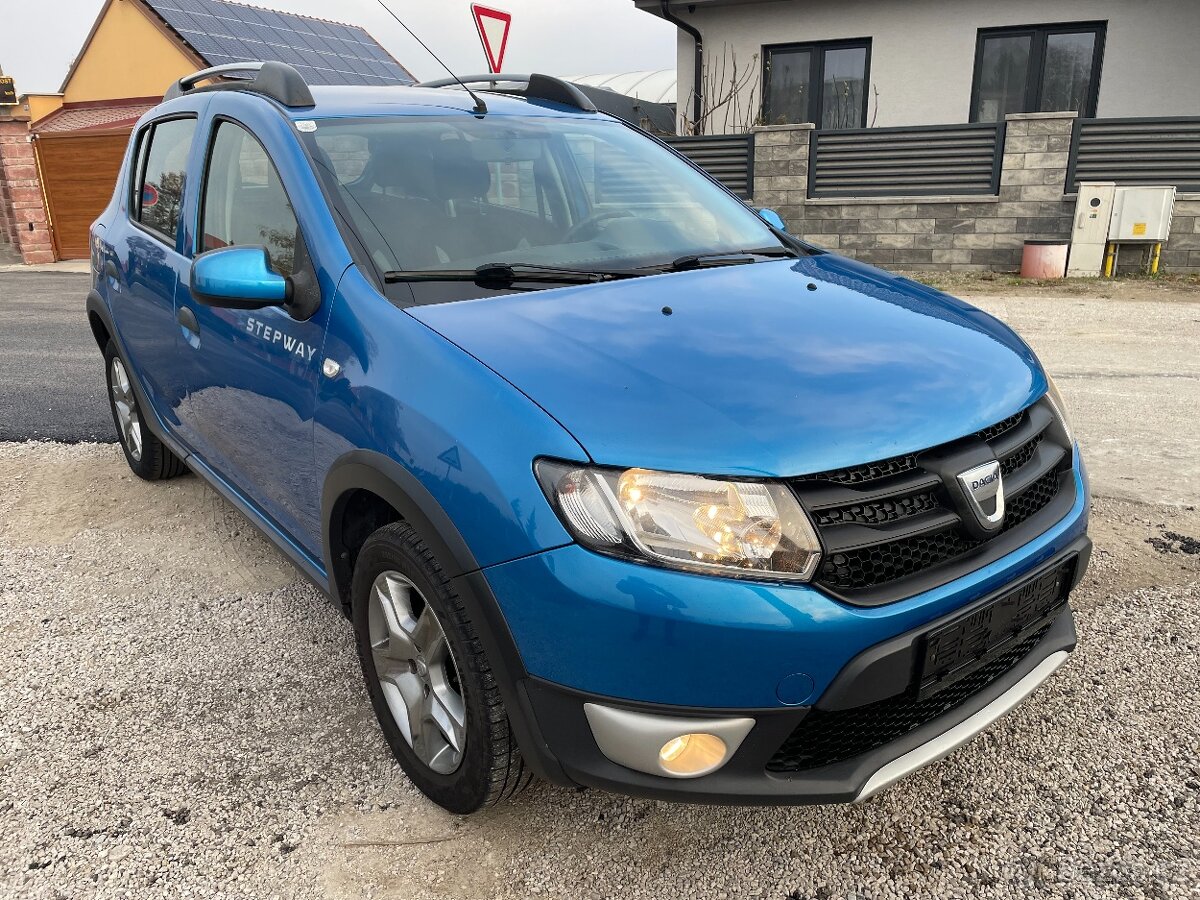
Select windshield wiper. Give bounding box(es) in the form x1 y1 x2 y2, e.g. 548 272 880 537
655 246 800 273
384 262 643 286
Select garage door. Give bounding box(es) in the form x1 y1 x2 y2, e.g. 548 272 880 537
35 131 129 260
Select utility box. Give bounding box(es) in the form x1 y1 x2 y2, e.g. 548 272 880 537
1109 186 1176 242
1067 182 1116 277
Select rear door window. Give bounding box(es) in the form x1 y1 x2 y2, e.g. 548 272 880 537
132 118 196 244
200 120 301 276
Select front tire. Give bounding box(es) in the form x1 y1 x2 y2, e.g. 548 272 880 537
351 522 532 813
103 340 186 481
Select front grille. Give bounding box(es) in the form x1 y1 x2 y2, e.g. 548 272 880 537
820 527 975 592
812 490 940 527
793 401 1073 604
974 410 1024 443
797 453 917 485
766 625 1050 773
1000 433 1042 476
1006 467 1061 520
818 467 1063 593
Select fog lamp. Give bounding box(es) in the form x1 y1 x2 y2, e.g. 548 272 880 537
658 732 728 776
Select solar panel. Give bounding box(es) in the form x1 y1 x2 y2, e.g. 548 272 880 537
145 0 414 86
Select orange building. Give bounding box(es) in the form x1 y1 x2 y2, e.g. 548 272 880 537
1 0 411 262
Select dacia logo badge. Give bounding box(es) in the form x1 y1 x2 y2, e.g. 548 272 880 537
957 460 1005 530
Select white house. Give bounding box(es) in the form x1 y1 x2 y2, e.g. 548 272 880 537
634 0 1200 133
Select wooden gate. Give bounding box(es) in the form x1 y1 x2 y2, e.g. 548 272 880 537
34 131 128 260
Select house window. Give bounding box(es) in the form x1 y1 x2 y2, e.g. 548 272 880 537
763 40 871 129
970 23 1105 122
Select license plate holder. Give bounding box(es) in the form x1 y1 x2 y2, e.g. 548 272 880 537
916 559 1073 699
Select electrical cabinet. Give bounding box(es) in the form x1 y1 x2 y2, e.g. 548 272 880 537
1067 184 1177 277
1067 182 1115 277
1109 186 1176 242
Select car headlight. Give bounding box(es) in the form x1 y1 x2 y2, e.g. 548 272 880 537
1043 373 1075 446
536 461 822 581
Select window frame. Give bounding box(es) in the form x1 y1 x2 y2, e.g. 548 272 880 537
761 37 873 130
127 114 199 249
968 21 1107 123
194 115 307 276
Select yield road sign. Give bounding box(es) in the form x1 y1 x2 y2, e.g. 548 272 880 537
470 4 512 74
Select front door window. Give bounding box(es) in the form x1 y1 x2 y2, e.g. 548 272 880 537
200 120 301 276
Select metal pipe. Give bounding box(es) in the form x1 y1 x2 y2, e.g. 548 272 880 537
660 0 703 134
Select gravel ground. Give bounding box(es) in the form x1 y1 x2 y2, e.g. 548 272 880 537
1 442 1198 900
2 277 1199 899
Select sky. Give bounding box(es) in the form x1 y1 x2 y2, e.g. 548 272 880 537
0 0 677 94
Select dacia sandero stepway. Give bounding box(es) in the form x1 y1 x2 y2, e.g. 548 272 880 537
87 62 1090 813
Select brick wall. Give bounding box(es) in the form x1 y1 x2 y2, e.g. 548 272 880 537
752 112 1200 274
0 117 55 265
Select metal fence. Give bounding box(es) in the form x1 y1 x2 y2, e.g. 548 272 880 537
1066 117 1200 193
807 123 1005 198
663 134 755 198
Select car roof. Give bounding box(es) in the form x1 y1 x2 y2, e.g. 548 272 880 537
289 84 605 121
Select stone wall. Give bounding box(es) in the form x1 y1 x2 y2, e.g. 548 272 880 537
751 112 1200 274
0 116 54 265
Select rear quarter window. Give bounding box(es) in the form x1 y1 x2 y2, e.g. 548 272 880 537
132 118 197 244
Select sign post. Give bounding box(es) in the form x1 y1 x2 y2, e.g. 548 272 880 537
470 4 512 74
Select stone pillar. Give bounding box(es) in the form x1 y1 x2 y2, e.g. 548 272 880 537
750 123 813 228
0 115 26 248
992 111 1077 269
0 117 55 264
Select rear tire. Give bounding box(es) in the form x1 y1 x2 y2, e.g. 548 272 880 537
351 522 532 813
103 340 186 481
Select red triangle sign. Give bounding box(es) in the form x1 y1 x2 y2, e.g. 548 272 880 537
470 4 512 74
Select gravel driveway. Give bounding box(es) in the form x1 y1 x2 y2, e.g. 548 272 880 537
2 285 1199 899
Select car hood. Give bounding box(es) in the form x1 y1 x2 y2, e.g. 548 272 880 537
408 254 1046 477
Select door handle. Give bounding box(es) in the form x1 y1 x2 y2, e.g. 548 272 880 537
177 306 199 333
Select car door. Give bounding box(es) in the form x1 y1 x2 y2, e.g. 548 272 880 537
108 116 198 417
172 117 330 553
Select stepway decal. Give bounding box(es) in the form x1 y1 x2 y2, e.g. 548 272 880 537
246 317 318 361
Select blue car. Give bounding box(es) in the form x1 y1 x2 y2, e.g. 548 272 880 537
88 62 1089 814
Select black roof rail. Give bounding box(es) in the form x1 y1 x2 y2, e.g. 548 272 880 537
416 73 597 113
164 61 315 108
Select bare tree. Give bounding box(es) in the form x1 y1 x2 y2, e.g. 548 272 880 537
679 44 762 136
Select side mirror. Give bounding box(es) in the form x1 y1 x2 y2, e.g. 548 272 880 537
757 208 787 232
190 246 289 309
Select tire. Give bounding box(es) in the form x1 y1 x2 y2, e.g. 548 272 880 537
103 340 186 481
351 522 532 813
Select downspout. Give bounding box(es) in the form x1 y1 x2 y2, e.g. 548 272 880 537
659 0 703 134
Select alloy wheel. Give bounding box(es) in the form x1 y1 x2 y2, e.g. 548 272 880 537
368 570 467 774
110 357 143 462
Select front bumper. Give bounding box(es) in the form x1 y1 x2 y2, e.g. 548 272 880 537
500 534 1088 803
474 463 1089 802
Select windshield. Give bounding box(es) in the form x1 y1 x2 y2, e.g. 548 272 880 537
306 115 786 276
